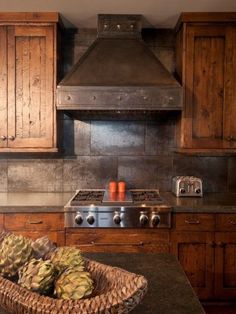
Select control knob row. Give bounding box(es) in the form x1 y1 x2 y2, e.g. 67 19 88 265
140 213 160 227
75 213 94 225
179 188 201 194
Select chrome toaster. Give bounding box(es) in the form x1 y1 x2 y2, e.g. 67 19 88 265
172 176 203 197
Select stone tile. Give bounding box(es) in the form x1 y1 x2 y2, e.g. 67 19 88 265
145 118 176 155
74 120 91 156
8 160 63 192
63 119 74 156
173 156 228 193
63 157 117 191
91 121 145 156
0 160 7 191
118 156 173 189
228 157 236 192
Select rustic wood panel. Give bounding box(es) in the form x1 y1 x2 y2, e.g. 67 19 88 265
224 27 236 149
4 213 64 231
216 214 236 231
0 26 7 148
12 230 65 246
0 12 60 23
7 25 55 149
0 214 3 231
174 213 215 231
177 20 236 151
215 232 236 299
192 36 224 141
66 229 170 253
171 231 214 300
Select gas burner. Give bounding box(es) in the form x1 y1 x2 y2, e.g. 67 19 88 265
131 190 162 203
71 190 104 205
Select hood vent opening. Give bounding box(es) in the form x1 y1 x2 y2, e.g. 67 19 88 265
57 14 182 119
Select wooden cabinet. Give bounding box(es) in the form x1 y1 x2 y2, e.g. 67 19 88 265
175 13 236 151
172 212 236 300
0 214 3 231
66 229 170 253
171 213 215 299
0 13 61 152
3 212 65 246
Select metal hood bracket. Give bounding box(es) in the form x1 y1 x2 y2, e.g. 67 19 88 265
57 14 182 117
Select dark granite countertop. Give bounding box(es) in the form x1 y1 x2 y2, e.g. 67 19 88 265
0 253 205 314
0 192 72 213
0 192 236 213
162 192 236 213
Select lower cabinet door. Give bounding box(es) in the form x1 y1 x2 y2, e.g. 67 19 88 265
215 232 236 299
171 231 214 300
66 229 170 253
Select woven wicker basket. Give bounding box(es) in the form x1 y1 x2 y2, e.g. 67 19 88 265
0 252 147 314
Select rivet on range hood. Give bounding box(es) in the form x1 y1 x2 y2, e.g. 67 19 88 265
57 14 182 119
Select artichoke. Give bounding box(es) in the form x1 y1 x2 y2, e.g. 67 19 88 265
32 235 56 259
55 265 94 300
18 258 56 295
0 234 33 278
50 246 84 274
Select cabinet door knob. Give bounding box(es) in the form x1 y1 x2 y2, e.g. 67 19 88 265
229 220 236 225
0 135 6 141
8 136 15 141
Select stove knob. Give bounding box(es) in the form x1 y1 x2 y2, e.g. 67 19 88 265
113 214 121 225
75 214 83 225
140 214 149 226
151 214 160 227
179 188 185 194
86 215 95 225
195 188 201 194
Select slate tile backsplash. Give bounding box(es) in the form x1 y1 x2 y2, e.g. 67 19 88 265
0 28 235 193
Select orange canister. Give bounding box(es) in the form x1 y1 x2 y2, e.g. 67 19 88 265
118 181 126 193
109 181 117 193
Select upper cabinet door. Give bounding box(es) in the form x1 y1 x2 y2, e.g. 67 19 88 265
0 26 8 148
7 25 55 149
180 24 236 149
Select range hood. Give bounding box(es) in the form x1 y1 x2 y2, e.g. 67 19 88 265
57 14 182 118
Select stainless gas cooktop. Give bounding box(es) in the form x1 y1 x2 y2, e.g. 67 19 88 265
65 189 171 229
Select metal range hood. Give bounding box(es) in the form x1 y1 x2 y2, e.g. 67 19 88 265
57 14 182 119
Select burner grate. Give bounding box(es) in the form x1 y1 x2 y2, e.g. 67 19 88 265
71 190 104 204
131 190 162 203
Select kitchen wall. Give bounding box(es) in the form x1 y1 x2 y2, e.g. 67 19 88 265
0 28 235 193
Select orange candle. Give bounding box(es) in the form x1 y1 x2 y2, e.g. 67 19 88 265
109 181 117 193
118 181 126 193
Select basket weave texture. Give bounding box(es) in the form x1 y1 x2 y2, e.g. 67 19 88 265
0 240 148 314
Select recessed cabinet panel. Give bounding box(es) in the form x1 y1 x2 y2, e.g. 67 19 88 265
7 26 54 149
0 26 7 148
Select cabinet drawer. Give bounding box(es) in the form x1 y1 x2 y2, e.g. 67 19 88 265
66 229 170 253
216 214 236 231
174 214 215 231
4 213 64 231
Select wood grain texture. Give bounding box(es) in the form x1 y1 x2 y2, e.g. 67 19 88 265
216 214 236 231
12 230 65 246
171 231 214 300
0 26 7 148
66 229 170 253
0 214 3 231
215 232 236 299
0 12 60 23
4 213 64 231
174 213 215 231
176 17 236 151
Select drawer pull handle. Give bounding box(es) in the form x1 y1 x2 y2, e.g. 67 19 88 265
28 220 43 225
185 219 200 225
217 242 225 248
89 241 145 247
229 220 236 225
209 241 215 247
